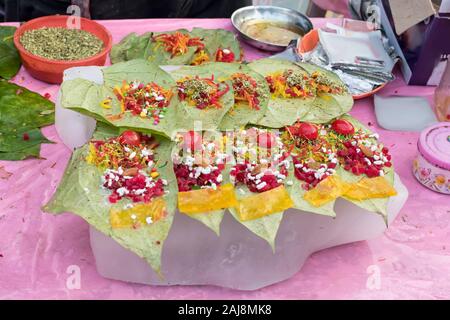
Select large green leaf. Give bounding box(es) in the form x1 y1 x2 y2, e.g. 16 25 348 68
0 26 21 79
336 114 394 219
0 128 52 160
110 28 241 66
110 32 151 64
169 65 235 131
61 60 179 138
229 185 284 251
296 63 353 123
43 125 178 274
248 58 315 128
0 80 54 133
185 210 224 236
0 80 54 160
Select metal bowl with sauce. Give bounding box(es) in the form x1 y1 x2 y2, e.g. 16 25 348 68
231 5 313 52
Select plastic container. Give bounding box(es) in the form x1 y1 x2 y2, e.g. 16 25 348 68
13 15 112 84
413 122 450 194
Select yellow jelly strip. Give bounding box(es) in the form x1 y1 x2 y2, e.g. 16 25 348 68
343 176 397 200
110 197 167 229
304 175 350 207
236 185 294 221
178 183 238 214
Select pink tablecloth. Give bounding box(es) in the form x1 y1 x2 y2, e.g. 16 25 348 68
0 18 448 300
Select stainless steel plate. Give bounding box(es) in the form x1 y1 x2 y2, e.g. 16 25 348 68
231 5 313 52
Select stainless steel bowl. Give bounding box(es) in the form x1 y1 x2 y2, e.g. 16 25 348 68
231 5 313 52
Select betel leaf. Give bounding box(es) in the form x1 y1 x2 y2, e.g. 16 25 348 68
185 210 224 236
169 65 235 131
296 62 353 123
0 144 41 160
248 58 315 128
182 163 237 236
172 130 235 236
110 30 196 65
43 125 178 274
0 128 52 160
190 28 242 62
0 80 54 133
0 80 54 160
110 28 241 66
335 114 395 219
229 185 283 251
285 165 337 217
60 60 179 139
186 62 269 130
0 26 21 79
110 32 151 64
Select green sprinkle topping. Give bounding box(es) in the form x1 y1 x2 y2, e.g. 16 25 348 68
20 27 104 61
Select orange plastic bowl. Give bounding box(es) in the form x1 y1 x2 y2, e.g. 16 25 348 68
13 15 112 84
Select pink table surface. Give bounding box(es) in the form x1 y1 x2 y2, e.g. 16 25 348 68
0 18 449 300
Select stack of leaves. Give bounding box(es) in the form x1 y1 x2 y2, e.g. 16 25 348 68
0 80 54 160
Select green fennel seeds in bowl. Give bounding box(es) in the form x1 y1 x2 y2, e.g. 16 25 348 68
20 27 104 61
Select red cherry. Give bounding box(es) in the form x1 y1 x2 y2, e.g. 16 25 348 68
331 119 355 136
257 132 275 148
291 122 318 140
118 130 141 146
182 131 202 151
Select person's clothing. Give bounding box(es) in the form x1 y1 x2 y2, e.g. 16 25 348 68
1 0 251 21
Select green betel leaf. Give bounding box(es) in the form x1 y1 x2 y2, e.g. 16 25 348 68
335 114 395 219
102 59 175 87
110 32 151 64
0 80 54 160
185 210 224 236
172 137 235 235
248 58 315 128
60 60 179 138
296 63 353 123
190 28 242 62
285 166 336 217
43 125 178 274
0 80 55 133
337 166 393 218
0 128 52 160
110 29 241 66
0 144 41 160
0 26 21 79
169 65 235 131
229 185 283 251
181 62 269 130
147 30 197 65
